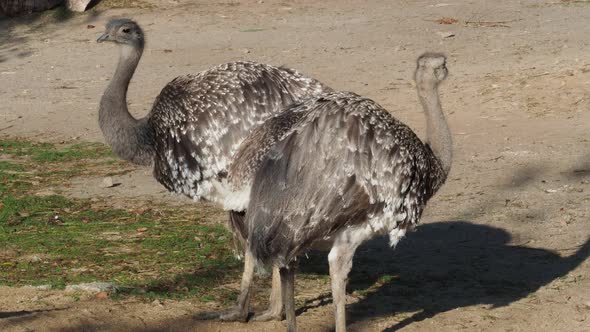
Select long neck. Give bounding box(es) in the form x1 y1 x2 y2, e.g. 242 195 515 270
101 44 142 123
417 81 452 176
99 43 154 166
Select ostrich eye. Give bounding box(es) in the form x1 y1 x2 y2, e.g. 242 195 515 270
122 28 131 33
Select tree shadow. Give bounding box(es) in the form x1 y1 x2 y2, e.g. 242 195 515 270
566 153 590 180
0 5 102 63
0 308 67 330
0 308 65 319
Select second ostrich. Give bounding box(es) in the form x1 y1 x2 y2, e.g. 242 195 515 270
225 53 452 331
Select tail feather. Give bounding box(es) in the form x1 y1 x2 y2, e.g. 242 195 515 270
228 210 247 257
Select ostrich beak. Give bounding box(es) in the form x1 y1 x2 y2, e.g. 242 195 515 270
97 32 110 43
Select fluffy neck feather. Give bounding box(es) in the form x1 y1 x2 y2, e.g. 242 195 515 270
99 43 154 166
417 79 452 177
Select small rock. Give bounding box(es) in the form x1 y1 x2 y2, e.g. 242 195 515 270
152 299 164 307
436 31 455 39
136 227 148 233
23 255 42 263
47 214 64 225
545 189 558 193
95 292 109 299
66 282 117 293
100 177 115 188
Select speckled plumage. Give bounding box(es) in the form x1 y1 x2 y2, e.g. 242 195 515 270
149 61 330 204
97 20 330 204
233 91 447 266
212 53 451 330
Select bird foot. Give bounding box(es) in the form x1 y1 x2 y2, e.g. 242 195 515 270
252 309 284 322
194 306 249 322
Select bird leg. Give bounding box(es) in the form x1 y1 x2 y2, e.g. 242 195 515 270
328 239 361 332
195 249 255 322
280 264 297 332
252 265 284 321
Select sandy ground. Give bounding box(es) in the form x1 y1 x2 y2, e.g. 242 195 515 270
1 0 590 331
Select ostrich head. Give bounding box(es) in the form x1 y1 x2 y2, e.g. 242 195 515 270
414 53 448 85
97 19 144 48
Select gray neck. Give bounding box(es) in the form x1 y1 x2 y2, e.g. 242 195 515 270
101 44 142 122
99 43 154 166
417 81 452 176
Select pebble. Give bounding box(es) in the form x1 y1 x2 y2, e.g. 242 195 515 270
100 177 115 188
436 31 455 39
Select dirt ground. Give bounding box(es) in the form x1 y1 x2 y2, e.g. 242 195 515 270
1 0 590 331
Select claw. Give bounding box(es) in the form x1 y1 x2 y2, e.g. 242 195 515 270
252 309 284 322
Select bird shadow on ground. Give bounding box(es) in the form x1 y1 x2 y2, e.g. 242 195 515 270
342 222 589 331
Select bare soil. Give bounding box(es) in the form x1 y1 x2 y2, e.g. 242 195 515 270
1 0 589 331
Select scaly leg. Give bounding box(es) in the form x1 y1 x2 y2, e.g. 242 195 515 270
195 249 255 322
280 265 297 332
328 238 362 332
253 265 284 321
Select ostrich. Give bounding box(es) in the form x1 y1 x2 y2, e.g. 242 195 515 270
96 18 330 319
224 53 452 331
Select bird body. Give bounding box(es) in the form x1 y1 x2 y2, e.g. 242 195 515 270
97 19 330 205
149 61 329 204
221 53 452 331
237 91 446 267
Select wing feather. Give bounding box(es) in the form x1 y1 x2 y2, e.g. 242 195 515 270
245 92 446 266
149 61 330 201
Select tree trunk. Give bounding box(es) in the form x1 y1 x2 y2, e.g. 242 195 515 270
0 0 64 17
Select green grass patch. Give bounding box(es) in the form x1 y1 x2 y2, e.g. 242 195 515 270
0 137 241 302
0 161 25 172
0 139 115 163
0 138 128 198
0 195 240 301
